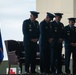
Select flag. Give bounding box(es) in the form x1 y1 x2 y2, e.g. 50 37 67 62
0 31 4 64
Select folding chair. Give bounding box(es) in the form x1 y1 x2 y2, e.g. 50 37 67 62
17 41 25 73
4 40 20 74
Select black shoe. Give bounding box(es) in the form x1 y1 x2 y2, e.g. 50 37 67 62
65 71 71 75
51 72 57 75
31 71 38 73
40 70 46 74
57 72 65 75
65 72 71 74
40 72 45 73
51 71 56 74
25 71 30 74
73 73 76 75
65 69 70 74
65 72 70 74
45 70 52 74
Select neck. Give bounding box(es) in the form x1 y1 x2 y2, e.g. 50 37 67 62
45 19 49 23
30 18 35 22
55 20 60 23
69 24 74 27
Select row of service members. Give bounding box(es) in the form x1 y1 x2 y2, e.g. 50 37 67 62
22 11 76 74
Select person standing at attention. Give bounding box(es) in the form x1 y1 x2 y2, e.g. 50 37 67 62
22 11 40 73
64 18 76 74
50 13 64 74
39 12 54 73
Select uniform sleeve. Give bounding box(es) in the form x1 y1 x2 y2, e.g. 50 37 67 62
36 21 40 39
60 23 64 39
22 20 27 35
63 26 71 44
22 20 32 40
63 27 67 39
49 23 54 38
31 21 40 39
63 27 69 46
39 22 47 37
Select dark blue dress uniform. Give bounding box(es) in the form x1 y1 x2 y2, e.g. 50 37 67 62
50 13 64 74
64 18 76 74
22 11 39 73
0 31 4 62
0 31 3 51
39 12 54 73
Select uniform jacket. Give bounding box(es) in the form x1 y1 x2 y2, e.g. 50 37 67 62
50 21 64 41
39 20 52 44
22 19 40 45
64 25 76 45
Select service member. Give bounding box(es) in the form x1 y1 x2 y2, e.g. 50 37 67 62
64 18 76 74
50 13 64 74
22 11 40 73
39 12 54 73
0 30 3 64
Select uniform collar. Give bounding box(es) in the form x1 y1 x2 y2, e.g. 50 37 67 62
44 19 49 23
29 18 35 23
54 20 60 24
69 25 74 28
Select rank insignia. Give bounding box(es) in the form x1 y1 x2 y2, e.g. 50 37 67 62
67 31 70 35
29 29 32 31
67 33 70 35
29 24 32 28
55 29 57 32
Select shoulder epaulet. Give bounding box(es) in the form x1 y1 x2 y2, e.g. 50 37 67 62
23 19 28 22
64 25 69 28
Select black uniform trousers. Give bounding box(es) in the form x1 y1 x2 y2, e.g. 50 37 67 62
51 41 62 73
65 44 76 74
24 41 37 73
39 41 50 73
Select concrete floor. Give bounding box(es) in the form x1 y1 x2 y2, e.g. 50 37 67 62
0 60 73 74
